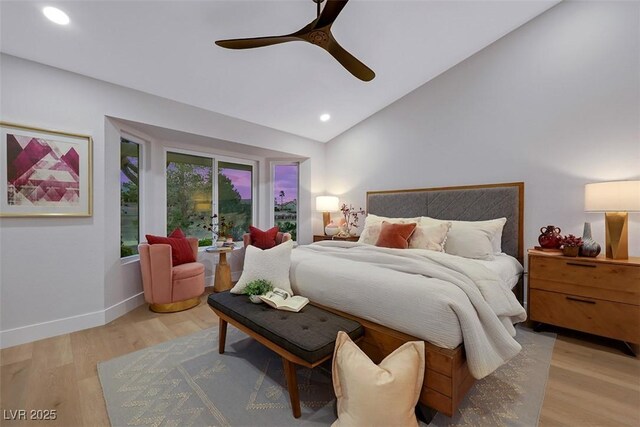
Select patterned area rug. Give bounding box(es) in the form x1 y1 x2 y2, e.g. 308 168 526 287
98 325 555 426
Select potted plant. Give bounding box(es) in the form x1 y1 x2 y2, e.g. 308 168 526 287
560 234 583 257
243 279 274 303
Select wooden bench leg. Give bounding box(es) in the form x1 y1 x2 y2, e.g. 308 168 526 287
218 319 227 354
282 358 301 418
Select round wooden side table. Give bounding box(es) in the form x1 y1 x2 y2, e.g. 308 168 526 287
205 246 236 292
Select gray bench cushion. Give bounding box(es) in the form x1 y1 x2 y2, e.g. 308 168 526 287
208 292 363 364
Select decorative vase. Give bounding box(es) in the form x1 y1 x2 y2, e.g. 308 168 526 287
562 246 580 257
538 225 562 249
579 222 601 257
325 223 339 236
249 295 263 304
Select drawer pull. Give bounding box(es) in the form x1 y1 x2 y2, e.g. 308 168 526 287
566 296 596 304
566 262 596 268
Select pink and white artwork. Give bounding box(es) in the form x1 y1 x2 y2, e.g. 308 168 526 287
1 123 92 217
7 134 80 206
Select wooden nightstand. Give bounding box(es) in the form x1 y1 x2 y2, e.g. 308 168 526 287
527 249 640 349
313 235 359 242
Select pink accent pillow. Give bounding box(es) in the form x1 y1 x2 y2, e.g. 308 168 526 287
249 226 279 250
145 234 196 266
375 221 417 249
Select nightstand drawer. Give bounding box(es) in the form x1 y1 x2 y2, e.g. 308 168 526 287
529 278 640 305
530 289 640 343
529 256 640 292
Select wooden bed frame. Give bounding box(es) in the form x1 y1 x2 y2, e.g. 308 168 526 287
318 182 525 417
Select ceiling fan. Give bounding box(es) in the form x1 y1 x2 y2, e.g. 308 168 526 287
215 0 375 82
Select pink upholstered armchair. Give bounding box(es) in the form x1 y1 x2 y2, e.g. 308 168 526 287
243 232 292 248
138 237 205 313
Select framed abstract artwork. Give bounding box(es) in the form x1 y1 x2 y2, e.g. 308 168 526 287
0 122 92 217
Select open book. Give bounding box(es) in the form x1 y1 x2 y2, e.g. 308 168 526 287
259 288 309 313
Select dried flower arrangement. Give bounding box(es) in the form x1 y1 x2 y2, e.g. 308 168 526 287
559 234 583 247
192 214 234 241
559 234 583 257
337 203 366 237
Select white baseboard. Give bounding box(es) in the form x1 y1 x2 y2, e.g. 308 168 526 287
0 292 145 349
104 292 146 323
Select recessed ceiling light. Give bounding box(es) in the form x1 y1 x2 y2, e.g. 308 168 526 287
319 113 331 122
43 6 70 25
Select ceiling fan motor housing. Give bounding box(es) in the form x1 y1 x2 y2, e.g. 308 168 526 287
307 31 329 47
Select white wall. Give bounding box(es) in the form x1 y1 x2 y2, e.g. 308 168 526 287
0 54 325 347
325 1 639 258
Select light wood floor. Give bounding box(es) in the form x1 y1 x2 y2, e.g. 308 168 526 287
1 289 638 426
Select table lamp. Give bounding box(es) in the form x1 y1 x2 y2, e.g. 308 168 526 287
585 180 640 259
315 196 340 235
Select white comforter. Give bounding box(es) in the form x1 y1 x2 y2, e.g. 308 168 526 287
290 241 527 379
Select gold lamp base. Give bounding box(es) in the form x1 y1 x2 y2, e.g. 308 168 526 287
605 212 629 260
322 211 331 235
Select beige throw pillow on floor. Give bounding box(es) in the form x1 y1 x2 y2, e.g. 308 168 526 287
331 331 425 427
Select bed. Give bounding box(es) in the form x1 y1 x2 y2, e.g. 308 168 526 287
290 182 525 417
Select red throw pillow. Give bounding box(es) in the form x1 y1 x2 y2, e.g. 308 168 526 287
168 227 186 239
375 221 417 249
145 234 196 266
249 226 279 250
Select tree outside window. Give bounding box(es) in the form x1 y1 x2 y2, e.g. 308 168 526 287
219 162 253 241
274 163 298 240
166 152 213 245
121 139 140 257
166 153 254 246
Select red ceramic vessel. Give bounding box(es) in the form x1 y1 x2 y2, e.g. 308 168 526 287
538 225 562 249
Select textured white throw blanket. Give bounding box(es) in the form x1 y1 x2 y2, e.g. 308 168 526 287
290 241 527 379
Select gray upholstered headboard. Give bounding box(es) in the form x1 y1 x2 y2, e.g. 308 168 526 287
366 182 524 263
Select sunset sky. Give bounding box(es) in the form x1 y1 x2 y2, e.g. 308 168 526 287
273 164 298 203
220 168 251 200
219 164 299 203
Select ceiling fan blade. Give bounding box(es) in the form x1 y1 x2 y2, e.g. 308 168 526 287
315 0 349 28
216 35 299 50
325 35 375 81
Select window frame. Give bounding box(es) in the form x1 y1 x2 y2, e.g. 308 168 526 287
120 133 146 259
162 147 258 243
270 160 300 241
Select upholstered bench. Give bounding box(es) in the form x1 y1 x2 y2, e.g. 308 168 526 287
207 291 363 418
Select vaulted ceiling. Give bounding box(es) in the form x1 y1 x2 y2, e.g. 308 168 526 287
0 0 558 142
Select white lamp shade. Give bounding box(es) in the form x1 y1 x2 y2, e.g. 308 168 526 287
585 180 640 212
316 196 340 212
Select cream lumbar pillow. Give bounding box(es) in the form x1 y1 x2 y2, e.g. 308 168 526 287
331 331 425 427
230 240 294 295
358 214 421 245
408 222 451 251
421 216 507 254
444 227 496 260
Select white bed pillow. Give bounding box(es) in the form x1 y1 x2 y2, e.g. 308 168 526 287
231 240 294 295
331 331 425 427
358 214 420 245
421 216 507 254
444 227 495 260
408 223 451 252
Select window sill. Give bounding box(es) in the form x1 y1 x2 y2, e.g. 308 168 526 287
118 243 244 265
120 254 140 265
